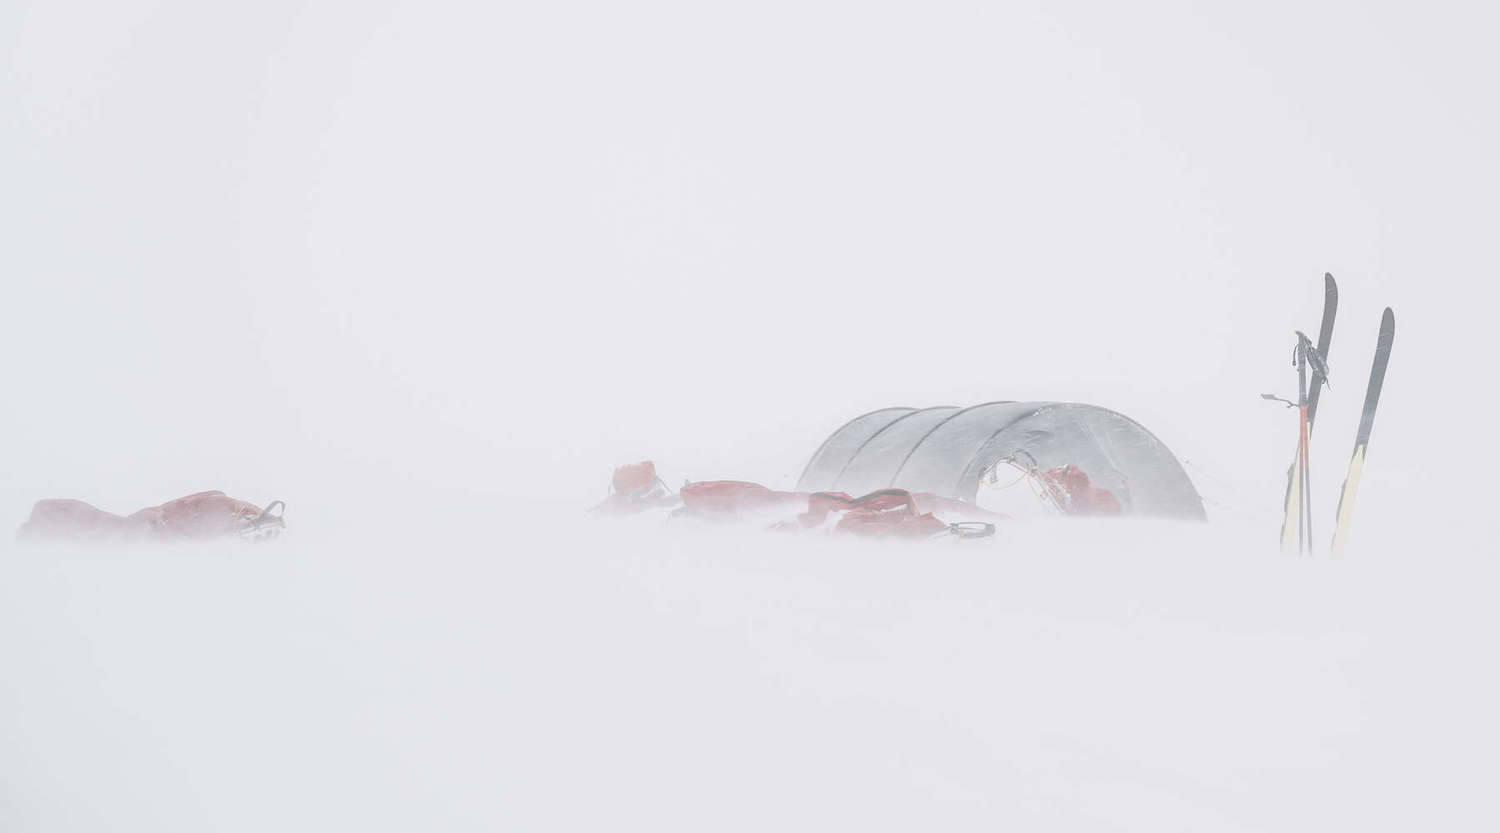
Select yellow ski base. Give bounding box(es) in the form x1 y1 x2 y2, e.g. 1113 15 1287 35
1330 447 1366 558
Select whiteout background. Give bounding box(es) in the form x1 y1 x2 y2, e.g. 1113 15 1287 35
2 1 1495 830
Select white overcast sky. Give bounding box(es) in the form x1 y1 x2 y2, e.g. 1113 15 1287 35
2 0 1494 546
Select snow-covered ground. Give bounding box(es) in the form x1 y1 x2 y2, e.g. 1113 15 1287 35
4 501 1497 831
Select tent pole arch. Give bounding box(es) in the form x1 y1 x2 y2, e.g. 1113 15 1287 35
795 406 915 491
885 400 1016 489
950 403 1064 497
828 406 958 493
951 403 1205 518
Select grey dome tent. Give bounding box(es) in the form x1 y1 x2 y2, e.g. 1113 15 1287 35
797 402 1205 520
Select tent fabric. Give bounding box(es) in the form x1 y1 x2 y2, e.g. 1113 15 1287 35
797 402 1205 520
832 406 963 498
795 407 917 494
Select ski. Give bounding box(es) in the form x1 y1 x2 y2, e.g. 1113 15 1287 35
1279 273 1337 553
1330 307 1395 557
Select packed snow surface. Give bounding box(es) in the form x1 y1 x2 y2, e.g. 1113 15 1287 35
4 504 1495 832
